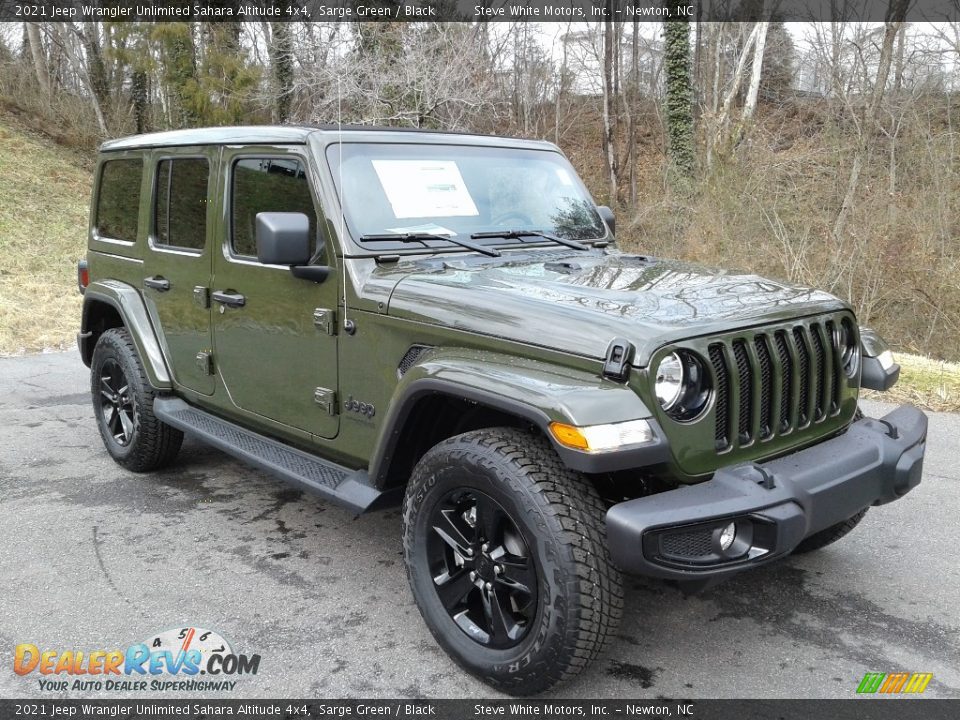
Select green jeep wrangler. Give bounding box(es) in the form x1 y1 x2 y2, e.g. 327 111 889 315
77 126 926 694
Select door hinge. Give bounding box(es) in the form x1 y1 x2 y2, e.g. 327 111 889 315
314 387 338 416
196 351 214 375
313 308 336 336
193 286 210 309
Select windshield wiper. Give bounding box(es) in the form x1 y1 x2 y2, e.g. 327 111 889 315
359 232 501 257
469 229 590 251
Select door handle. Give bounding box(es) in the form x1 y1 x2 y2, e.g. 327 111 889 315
144 276 170 292
211 290 246 308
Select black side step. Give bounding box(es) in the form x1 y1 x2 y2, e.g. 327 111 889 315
154 398 394 514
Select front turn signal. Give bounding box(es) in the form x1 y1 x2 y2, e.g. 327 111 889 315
549 419 654 453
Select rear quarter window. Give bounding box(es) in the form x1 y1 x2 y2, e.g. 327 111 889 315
95 158 143 242
154 158 209 251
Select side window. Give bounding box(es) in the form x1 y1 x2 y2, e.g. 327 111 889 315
154 158 209 251
96 159 143 241
231 158 318 258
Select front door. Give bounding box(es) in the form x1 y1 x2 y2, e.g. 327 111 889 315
210 147 339 439
141 150 216 396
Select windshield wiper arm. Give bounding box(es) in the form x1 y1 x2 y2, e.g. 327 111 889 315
469 229 589 251
359 232 501 257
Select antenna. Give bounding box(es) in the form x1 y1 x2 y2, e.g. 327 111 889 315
337 76 351 334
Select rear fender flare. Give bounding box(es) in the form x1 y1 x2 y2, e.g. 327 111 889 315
80 280 172 390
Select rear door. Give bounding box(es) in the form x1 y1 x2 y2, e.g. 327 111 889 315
141 149 216 396
210 147 339 439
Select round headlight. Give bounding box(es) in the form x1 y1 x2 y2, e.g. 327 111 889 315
835 319 860 377
654 352 684 410
654 350 712 422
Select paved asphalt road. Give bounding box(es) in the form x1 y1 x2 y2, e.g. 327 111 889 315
1 351 958 700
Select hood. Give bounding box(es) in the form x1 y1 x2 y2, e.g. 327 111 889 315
385 250 848 366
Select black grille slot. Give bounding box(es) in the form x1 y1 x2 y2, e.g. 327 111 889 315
793 327 810 426
811 324 827 420
732 340 752 444
826 320 843 412
754 336 774 439
709 344 729 450
774 331 793 432
661 528 714 559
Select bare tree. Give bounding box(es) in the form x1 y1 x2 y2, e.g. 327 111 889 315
25 23 50 96
602 7 618 202
833 0 910 241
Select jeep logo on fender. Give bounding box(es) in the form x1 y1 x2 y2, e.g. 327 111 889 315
344 395 375 418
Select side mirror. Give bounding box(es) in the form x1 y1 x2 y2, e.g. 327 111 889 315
256 212 312 266
256 212 330 283
597 205 616 236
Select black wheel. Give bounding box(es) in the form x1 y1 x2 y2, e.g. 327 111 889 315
91 328 183 472
793 507 869 554
402 428 622 695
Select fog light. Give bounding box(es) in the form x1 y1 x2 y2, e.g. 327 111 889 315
719 522 736 551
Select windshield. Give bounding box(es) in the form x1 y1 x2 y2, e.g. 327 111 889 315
325 142 606 251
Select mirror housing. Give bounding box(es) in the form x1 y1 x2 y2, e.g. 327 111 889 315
597 205 616 236
256 212 312 266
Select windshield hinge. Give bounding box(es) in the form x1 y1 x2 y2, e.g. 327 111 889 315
603 337 633 382
313 308 336 335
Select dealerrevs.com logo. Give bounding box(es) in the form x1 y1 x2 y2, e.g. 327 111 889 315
14 626 260 692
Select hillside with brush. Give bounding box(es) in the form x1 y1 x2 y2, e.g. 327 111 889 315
0 112 91 355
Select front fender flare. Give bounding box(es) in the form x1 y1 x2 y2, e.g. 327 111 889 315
80 280 172 390
369 350 670 486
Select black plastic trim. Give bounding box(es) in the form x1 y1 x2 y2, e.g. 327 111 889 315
606 404 927 584
861 355 901 391
154 397 392 513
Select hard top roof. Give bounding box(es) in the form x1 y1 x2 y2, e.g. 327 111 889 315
99 125 557 152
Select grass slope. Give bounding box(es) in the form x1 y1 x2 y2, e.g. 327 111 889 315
0 115 91 355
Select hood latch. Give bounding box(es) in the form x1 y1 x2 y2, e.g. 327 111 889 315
603 337 634 382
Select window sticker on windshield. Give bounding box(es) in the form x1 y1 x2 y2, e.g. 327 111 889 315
372 160 479 219
386 223 457 236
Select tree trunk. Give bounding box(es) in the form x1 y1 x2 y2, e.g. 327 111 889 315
832 1 909 242
26 23 50 95
741 22 768 124
270 20 294 123
132 69 148 134
78 24 110 119
711 22 759 163
601 11 618 203
729 21 769 147
628 15 639 207
663 18 695 183
58 24 108 134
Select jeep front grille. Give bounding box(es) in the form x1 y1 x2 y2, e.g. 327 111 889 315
711 319 847 452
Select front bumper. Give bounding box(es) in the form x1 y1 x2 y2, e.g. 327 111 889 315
606 405 927 585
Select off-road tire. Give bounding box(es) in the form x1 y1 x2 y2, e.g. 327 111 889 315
792 507 869 554
91 328 183 472
402 427 623 695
